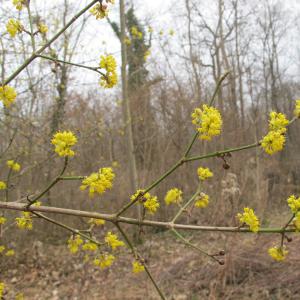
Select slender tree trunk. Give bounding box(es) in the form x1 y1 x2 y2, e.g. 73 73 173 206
119 0 138 197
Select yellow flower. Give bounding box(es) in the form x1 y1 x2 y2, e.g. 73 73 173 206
38 23 48 34
131 189 159 214
191 105 223 141
194 193 209 208
0 217 7 225
124 37 131 45
6 160 21 172
269 112 289 133
12 0 27 10
88 218 105 226
51 131 77 157
237 207 260 233
131 26 139 37
99 55 118 88
67 235 83 254
294 100 300 118
0 246 5 253
5 249 15 256
144 50 151 61
132 261 145 273
293 212 300 231
82 241 98 252
105 231 125 250
268 246 288 261
0 85 17 108
15 293 24 300
16 212 32 230
0 282 5 299
6 19 23 37
287 195 300 214
80 167 115 198
164 188 183 205
93 253 115 269
197 167 213 181
169 29 175 36
261 130 285 155
90 3 108 19
0 181 7 190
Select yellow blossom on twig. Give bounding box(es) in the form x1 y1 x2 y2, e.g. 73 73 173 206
192 105 223 141
132 260 145 273
237 207 260 233
197 167 213 181
105 231 125 250
194 193 209 208
93 253 115 269
80 167 115 198
51 131 77 157
165 188 183 205
268 246 288 261
0 85 17 108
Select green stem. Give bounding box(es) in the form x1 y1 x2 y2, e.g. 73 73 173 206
171 228 220 263
172 185 201 223
59 176 85 180
184 142 260 163
116 160 183 216
37 54 105 76
32 211 104 247
4 0 98 85
27 4 36 52
115 223 166 300
30 157 68 203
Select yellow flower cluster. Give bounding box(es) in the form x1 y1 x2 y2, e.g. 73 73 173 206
261 111 289 155
268 112 289 133
7 160 21 172
105 232 125 250
293 213 300 231
51 131 77 157
0 217 7 224
197 167 213 181
5 249 15 256
13 0 27 10
131 26 143 39
80 167 115 198
93 253 115 269
191 104 223 141
237 207 260 233
268 246 288 261
0 245 15 257
194 193 209 208
82 241 98 252
0 85 17 108
6 19 23 38
88 218 105 226
0 282 4 299
0 181 7 190
90 3 108 19
294 100 300 118
15 201 40 230
16 212 33 230
164 188 183 205
287 195 300 213
67 235 83 254
38 23 48 34
144 49 151 61
132 261 145 273
131 189 160 214
99 54 118 88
